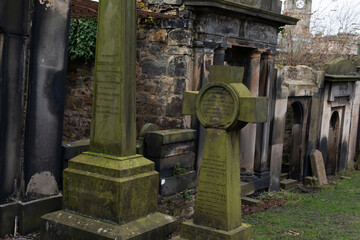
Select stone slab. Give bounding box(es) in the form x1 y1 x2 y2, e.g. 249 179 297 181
145 129 197 145
41 211 176 240
180 220 253 240
159 170 197 196
310 150 328 185
241 197 262 206
18 195 62 235
0 195 62 236
149 152 195 173
62 139 90 160
240 175 270 196
0 201 18 237
280 179 298 190
146 140 196 158
304 176 319 186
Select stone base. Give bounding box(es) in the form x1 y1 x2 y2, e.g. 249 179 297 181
280 179 298 190
159 170 197 196
0 195 62 237
241 175 270 196
178 220 253 240
41 211 176 240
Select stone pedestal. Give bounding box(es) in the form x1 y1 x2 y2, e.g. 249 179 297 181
42 153 176 239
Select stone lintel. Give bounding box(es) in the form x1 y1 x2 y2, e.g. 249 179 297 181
325 74 360 82
180 220 253 240
41 211 176 240
183 0 298 26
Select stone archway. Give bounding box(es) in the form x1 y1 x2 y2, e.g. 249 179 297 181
326 111 341 175
282 101 304 180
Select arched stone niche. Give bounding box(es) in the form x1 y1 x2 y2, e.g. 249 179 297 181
326 111 341 175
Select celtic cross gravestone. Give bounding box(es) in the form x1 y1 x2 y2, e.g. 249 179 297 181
178 65 267 239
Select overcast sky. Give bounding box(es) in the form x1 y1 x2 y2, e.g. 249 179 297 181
307 0 360 34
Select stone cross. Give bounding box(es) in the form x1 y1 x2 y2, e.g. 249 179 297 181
179 65 267 239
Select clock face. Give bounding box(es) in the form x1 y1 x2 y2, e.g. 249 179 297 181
296 0 305 9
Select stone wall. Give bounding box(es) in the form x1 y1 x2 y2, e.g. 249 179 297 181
63 4 194 142
63 62 94 142
136 10 194 132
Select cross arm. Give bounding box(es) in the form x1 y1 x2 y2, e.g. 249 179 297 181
238 97 268 123
182 91 199 115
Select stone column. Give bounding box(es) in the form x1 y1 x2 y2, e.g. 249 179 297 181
254 54 274 177
347 82 360 168
192 41 204 91
213 46 226 66
269 68 289 191
240 50 262 180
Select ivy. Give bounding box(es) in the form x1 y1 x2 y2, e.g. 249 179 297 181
68 19 97 62
68 1 151 62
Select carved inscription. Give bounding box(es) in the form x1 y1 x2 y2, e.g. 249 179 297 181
195 153 227 224
93 57 122 142
199 87 235 127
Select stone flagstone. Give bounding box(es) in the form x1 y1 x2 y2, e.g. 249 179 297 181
177 65 268 240
40 0 176 239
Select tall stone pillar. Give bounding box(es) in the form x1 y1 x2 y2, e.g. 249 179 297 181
254 54 274 176
240 50 262 180
41 0 176 239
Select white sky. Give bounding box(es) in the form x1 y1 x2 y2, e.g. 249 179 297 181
310 0 360 34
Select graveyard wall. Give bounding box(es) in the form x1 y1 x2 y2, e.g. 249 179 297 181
63 61 94 142
63 3 195 142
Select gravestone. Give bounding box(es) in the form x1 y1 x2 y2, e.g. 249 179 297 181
0 0 70 235
177 66 267 239
41 0 176 239
310 150 328 185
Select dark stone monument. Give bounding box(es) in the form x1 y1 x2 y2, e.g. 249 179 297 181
145 129 197 196
0 0 70 236
41 0 176 239
177 66 267 239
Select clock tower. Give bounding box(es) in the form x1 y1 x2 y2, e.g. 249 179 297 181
283 0 312 32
